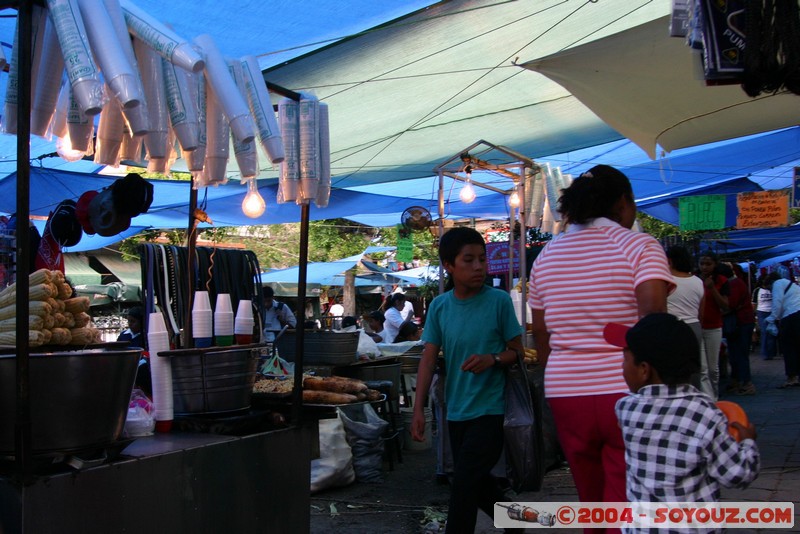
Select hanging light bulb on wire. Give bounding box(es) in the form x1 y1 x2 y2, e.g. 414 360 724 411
459 164 476 203
508 185 520 208
242 177 266 218
55 132 86 162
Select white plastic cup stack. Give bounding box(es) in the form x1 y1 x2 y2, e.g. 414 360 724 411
147 311 173 432
234 299 254 345
192 291 213 348
214 293 234 346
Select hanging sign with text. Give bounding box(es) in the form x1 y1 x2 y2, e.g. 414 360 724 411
678 195 726 231
486 241 520 275
396 225 414 263
736 190 789 229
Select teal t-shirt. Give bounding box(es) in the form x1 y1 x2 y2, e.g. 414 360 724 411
422 285 522 421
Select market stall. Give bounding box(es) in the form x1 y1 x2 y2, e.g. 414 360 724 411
0 3 322 532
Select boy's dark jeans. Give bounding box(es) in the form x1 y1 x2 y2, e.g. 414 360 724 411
446 414 506 533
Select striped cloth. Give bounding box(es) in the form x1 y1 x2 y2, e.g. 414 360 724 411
528 218 673 398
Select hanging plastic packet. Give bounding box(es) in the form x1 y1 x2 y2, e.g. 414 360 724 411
31 15 66 138
278 98 300 203
3 7 49 134
315 102 331 208
298 94 320 201
94 91 125 166
186 69 207 173
134 38 169 159
229 59 258 181
163 59 200 152
203 77 230 185
241 54 284 164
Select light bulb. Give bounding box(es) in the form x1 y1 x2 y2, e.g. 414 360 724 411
242 178 266 218
509 188 520 208
459 181 476 203
55 132 86 162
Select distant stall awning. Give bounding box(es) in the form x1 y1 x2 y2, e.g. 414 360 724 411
63 254 101 286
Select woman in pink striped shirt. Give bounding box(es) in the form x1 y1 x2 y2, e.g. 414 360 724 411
528 165 673 531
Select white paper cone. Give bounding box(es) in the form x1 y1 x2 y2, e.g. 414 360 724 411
193 34 254 144
67 88 93 152
147 311 173 421
77 0 142 108
241 55 284 164
46 0 105 115
203 80 230 185
51 81 70 138
278 98 299 203
163 60 199 151
134 38 168 159
229 60 257 178
31 16 66 137
94 93 125 165
298 96 320 201
121 0 203 72
315 102 331 207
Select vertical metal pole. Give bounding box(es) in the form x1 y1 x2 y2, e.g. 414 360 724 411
292 202 310 426
437 171 445 295
508 200 515 291
518 165 528 347
185 185 198 347
15 0 34 473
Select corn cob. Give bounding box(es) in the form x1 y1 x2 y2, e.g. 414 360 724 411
0 301 52 321
63 297 90 314
41 329 52 345
57 282 73 300
0 315 45 332
0 330 46 347
0 283 57 308
53 312 66 328
48 327 71 345
69 327 100 345
63 311 75 329
73 312 91 328
0 270 54 304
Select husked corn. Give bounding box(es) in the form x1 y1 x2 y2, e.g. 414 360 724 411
63 297 90 314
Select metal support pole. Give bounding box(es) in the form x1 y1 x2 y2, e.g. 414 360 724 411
518 165 528 347
291 202 310 426
185 186 198 347
15 0 34 475
437 170 445 295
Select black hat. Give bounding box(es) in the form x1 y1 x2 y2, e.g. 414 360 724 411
112 173 154 217
49 200 83 247
604 313 700 384
88 188 131 237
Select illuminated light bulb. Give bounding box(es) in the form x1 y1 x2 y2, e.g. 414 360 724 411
459 181 476 203
509 188 520 208
55 132 86 162
242 178 266 218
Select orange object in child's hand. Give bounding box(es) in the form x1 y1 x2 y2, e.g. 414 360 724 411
716 400 749 442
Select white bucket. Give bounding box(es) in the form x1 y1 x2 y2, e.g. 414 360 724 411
400 407 432 451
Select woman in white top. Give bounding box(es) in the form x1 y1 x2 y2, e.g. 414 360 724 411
753 275 777 360
383 293 406 342
666 246 706 389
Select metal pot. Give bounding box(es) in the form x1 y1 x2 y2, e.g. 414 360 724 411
0 349 140 456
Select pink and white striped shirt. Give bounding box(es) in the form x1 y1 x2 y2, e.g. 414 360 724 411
528 218 673 398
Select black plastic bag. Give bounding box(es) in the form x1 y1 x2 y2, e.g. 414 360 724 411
338 403 389 483
503 354 544 493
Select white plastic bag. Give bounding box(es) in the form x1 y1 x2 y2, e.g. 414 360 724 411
310 413 355 493
123 388 155 437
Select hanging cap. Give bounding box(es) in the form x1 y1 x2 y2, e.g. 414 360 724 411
88 188 131 237
111 173 154 218
75 190 99 235
48 199 83 247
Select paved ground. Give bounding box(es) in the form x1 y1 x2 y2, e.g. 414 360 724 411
309 352 800 533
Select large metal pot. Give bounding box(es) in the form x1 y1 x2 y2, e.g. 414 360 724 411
0 349 140 456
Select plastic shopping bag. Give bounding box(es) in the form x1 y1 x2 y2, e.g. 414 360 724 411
503 354 544 493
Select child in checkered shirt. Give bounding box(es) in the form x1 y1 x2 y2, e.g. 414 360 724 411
604 313 759 521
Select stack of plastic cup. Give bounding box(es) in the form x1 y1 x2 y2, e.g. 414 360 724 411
214 293 234 346
234 299 254 345
147 311 173 432
192 291 213 348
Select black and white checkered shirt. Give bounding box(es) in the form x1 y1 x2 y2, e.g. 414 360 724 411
615 384 760 533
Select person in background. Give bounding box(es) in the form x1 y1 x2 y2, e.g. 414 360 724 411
363 310 391 343
384 292 407 343
753 273 778 361
328 297 344 318
392 287 416 321
767 266 800 388
726 263 757 395
665 245 705 390
117 306 150 396
412 227 524 534
528 165 673 526
698 251 729 400
393 320 422 343
606 313 759 511
262 286 296 342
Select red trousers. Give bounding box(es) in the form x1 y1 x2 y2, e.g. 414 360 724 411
548 394 627 534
